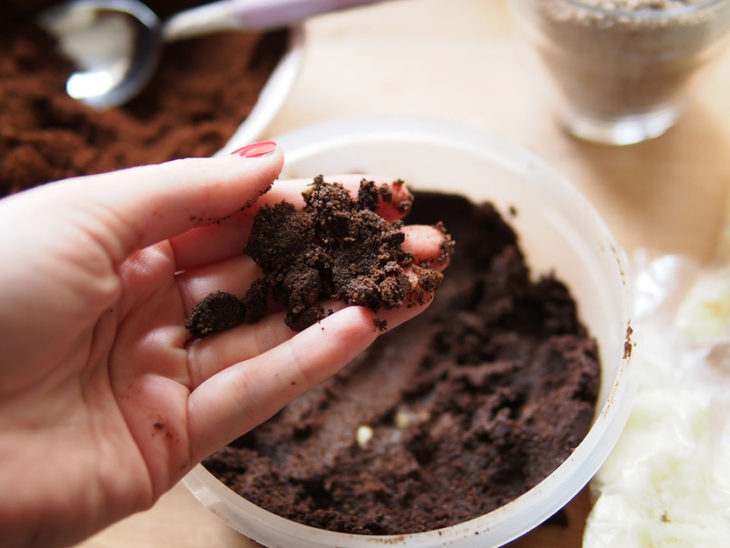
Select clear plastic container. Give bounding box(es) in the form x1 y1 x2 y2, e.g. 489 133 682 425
510 0 730 145
184 117 636 547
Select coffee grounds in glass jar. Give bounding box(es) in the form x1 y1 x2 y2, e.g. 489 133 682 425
524 0 730 121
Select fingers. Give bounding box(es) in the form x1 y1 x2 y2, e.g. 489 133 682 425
187 306 380 459
168 208 258 273
48 147 284 265
185 286 436 390
403 225 452 269
373 298 434 332
170 175 413 271
176 254 262 313
186 310 295 386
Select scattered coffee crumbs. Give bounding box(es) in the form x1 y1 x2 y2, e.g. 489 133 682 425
185 176 453 336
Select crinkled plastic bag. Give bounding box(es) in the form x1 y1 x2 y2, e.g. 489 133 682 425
584 250 730 547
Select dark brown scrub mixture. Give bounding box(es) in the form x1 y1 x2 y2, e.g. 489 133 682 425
0 0 288 196
185 177 448 335
203 192 601 535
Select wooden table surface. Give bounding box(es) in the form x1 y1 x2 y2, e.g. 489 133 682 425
77 0 730 546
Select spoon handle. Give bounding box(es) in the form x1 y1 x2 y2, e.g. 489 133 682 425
163 0 391 42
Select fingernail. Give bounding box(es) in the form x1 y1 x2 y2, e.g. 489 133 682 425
230 140 278 158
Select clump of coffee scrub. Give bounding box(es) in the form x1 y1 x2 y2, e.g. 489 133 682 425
186 177 451 335
203 191 601 535
512 0 730 143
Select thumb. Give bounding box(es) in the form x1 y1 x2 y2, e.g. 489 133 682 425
12 141 284 265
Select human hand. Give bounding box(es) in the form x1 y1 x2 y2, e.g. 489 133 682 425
0 142 449 548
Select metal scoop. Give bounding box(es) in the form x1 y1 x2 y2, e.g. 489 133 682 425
39 0 386 110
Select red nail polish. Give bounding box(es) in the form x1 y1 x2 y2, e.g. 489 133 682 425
230 140 278 158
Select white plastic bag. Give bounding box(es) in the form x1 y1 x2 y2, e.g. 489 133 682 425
584 250 730 547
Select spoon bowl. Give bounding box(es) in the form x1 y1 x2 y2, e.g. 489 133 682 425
40 0 389 110
40 0 161 110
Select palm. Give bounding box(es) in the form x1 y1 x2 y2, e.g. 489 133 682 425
0 221 193 546
107 239 193 499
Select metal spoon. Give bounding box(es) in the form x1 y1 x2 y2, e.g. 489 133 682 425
39 0 388 110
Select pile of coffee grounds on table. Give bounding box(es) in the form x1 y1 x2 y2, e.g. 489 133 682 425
203 191 601 535
185 177 451 334
0 0 288 196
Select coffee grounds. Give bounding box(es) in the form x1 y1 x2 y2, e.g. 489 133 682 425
0 0 288 196
186 177 451 334
203 191 601 535
525 0 730 122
